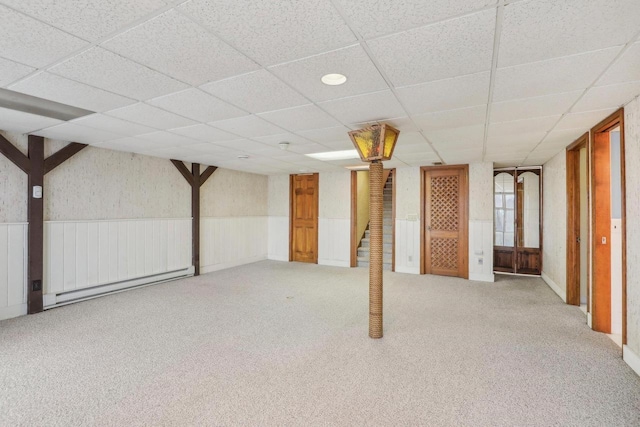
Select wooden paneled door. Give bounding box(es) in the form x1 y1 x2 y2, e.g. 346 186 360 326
421 165 469 278
289 173 319 263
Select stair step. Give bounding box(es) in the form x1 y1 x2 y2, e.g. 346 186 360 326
358 247 392 256
359 238 392 249
357 255 392 263
356 261 392 271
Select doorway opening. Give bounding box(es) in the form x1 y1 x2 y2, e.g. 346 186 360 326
289 173 319 263
591 109 626 346
566 133 590 313
420 165 469 279
350 169 395 271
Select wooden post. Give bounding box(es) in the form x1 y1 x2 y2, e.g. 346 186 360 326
27 136 44 314
170 160 217 277
192 163 201 276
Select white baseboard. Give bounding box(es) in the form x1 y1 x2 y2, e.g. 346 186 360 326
267 255 288 262
201 255 267 274
0 303 27 321
47 266 195 307
587 312 593 328
318 259 350 268
469 273 495 282
394 266 420 275
541 271 566 302
623 345 640 378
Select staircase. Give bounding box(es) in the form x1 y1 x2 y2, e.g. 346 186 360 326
357 173 393 271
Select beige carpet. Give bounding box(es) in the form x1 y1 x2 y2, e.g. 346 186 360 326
1 261 639 426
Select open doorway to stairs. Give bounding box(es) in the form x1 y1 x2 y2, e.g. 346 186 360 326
350 169 395 271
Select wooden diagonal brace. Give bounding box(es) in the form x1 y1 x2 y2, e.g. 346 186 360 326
199 166 218 186
171 159 194 186
44 142 87 175
0 133 30 174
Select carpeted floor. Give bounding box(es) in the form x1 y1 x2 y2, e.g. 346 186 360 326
1 261 639 426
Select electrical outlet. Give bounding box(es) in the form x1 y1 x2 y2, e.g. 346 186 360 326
477 258 483 265
32 280 42 292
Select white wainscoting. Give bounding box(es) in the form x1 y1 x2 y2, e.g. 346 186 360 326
43 218 192 305
268 216 289 261
318 218 350 267
469 220 494 282
0 223 27 320
200 216 267 274
395 219 420 274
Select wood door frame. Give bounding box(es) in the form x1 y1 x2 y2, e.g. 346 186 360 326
289 173 319 263
350 169 396 271
420 164 469 278
590 108 626 341
566 133 590 307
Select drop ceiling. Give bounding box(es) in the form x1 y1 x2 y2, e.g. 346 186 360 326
0 0 639 175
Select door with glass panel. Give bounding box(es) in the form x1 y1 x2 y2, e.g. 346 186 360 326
493 168 542 275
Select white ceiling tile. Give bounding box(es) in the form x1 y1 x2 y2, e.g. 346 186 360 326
136 131 202 149
439 148 484 165
71 114 156 136
168 124 238 143
394 132 432 149
572 81 640 113
269 45 388 102
319 91 406 125
499 0 640 67
285 142 334 155
200 69 308 113
105 103 197 129
412 105 487 131
297 126 354 144
253 133 315 147
540 128 586 147
493 47 620 102
367 10 495 86
103 10 258 86
185 142 234 155
598 42 640 86
0 5 88 68
145 145 200 160
148 89 247 122
521 156 552 167
0 107 63 133
50 47 189 100
335 0 496 38
180 0 356 66
9 72 136 112
491 91 582 123
94 136 154 154
365 116 420 133
555 108 617 131
0 0 170 42
424 125 485 146
485 144 535 155
211 139 272 152
321 139 355 150
0 57 35 87
209 115 285 138
488 115 560 140
396 72 490 115
34 122 122 144
258 104 341 132
487 131 546 148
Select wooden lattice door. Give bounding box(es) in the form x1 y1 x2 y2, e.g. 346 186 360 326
422 166 469 278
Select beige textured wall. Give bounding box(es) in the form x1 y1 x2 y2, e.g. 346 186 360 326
45 145 190 221
267 174 289 217
542 150 567 290
624 96 640 355
319 171 350 219
0 131 28 223
356 170 370 241
469 162 494 221
201 168 268 217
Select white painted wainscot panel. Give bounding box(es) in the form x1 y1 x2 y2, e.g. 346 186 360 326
318 218 350 267
43 218 192 307
395 218 421 274
469 220 494 282
0 223 27 320
268 216 289 261
200 216 268 273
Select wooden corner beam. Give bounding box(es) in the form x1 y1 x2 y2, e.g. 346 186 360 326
44 142 87 175
0 133 30 174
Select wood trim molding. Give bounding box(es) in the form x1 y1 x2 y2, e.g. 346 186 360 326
391 168 396 273
350 171 357 267
43 142 87 174
0 133 30 174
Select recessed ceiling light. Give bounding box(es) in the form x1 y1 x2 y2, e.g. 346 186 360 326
278 141 290 150
345 165 369 170
306 149 359 161
237 154 249 159
321 73 347 86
